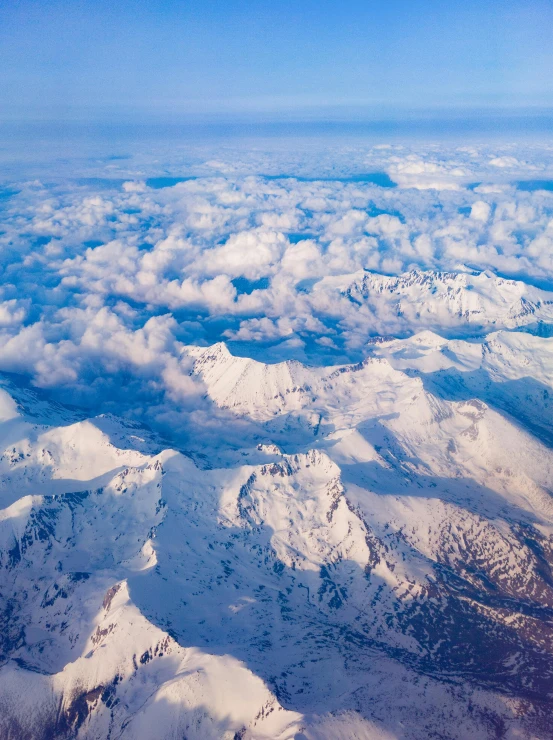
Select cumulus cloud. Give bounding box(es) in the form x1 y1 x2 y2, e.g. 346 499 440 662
1 137 553 440
387 154 467 190
489 156 520 168
470 201 491 222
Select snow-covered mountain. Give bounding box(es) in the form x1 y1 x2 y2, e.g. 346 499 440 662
313 269 553 335
0 323 553 739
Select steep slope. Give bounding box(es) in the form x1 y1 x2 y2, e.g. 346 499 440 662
186 341 417 423
187 339 553 523
367 330 553 445
0 415 304 739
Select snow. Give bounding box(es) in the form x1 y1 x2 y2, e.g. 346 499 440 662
1 287 553 737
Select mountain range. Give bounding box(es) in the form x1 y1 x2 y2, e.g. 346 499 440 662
1 274 553 738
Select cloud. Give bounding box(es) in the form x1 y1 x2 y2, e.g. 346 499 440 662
196 229 287 280
1 138 553 441
470 201 491 222
489 156 520 168
387 154 467 190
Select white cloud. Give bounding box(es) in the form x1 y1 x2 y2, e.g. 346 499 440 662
489 156 520 168
470 201 491 222
2 138 553 440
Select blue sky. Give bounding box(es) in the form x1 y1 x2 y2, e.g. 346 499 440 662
1 0 552 120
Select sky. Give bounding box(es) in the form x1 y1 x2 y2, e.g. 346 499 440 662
1 0 553 121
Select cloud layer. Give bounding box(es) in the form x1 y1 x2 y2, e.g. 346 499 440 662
1 137 553 443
